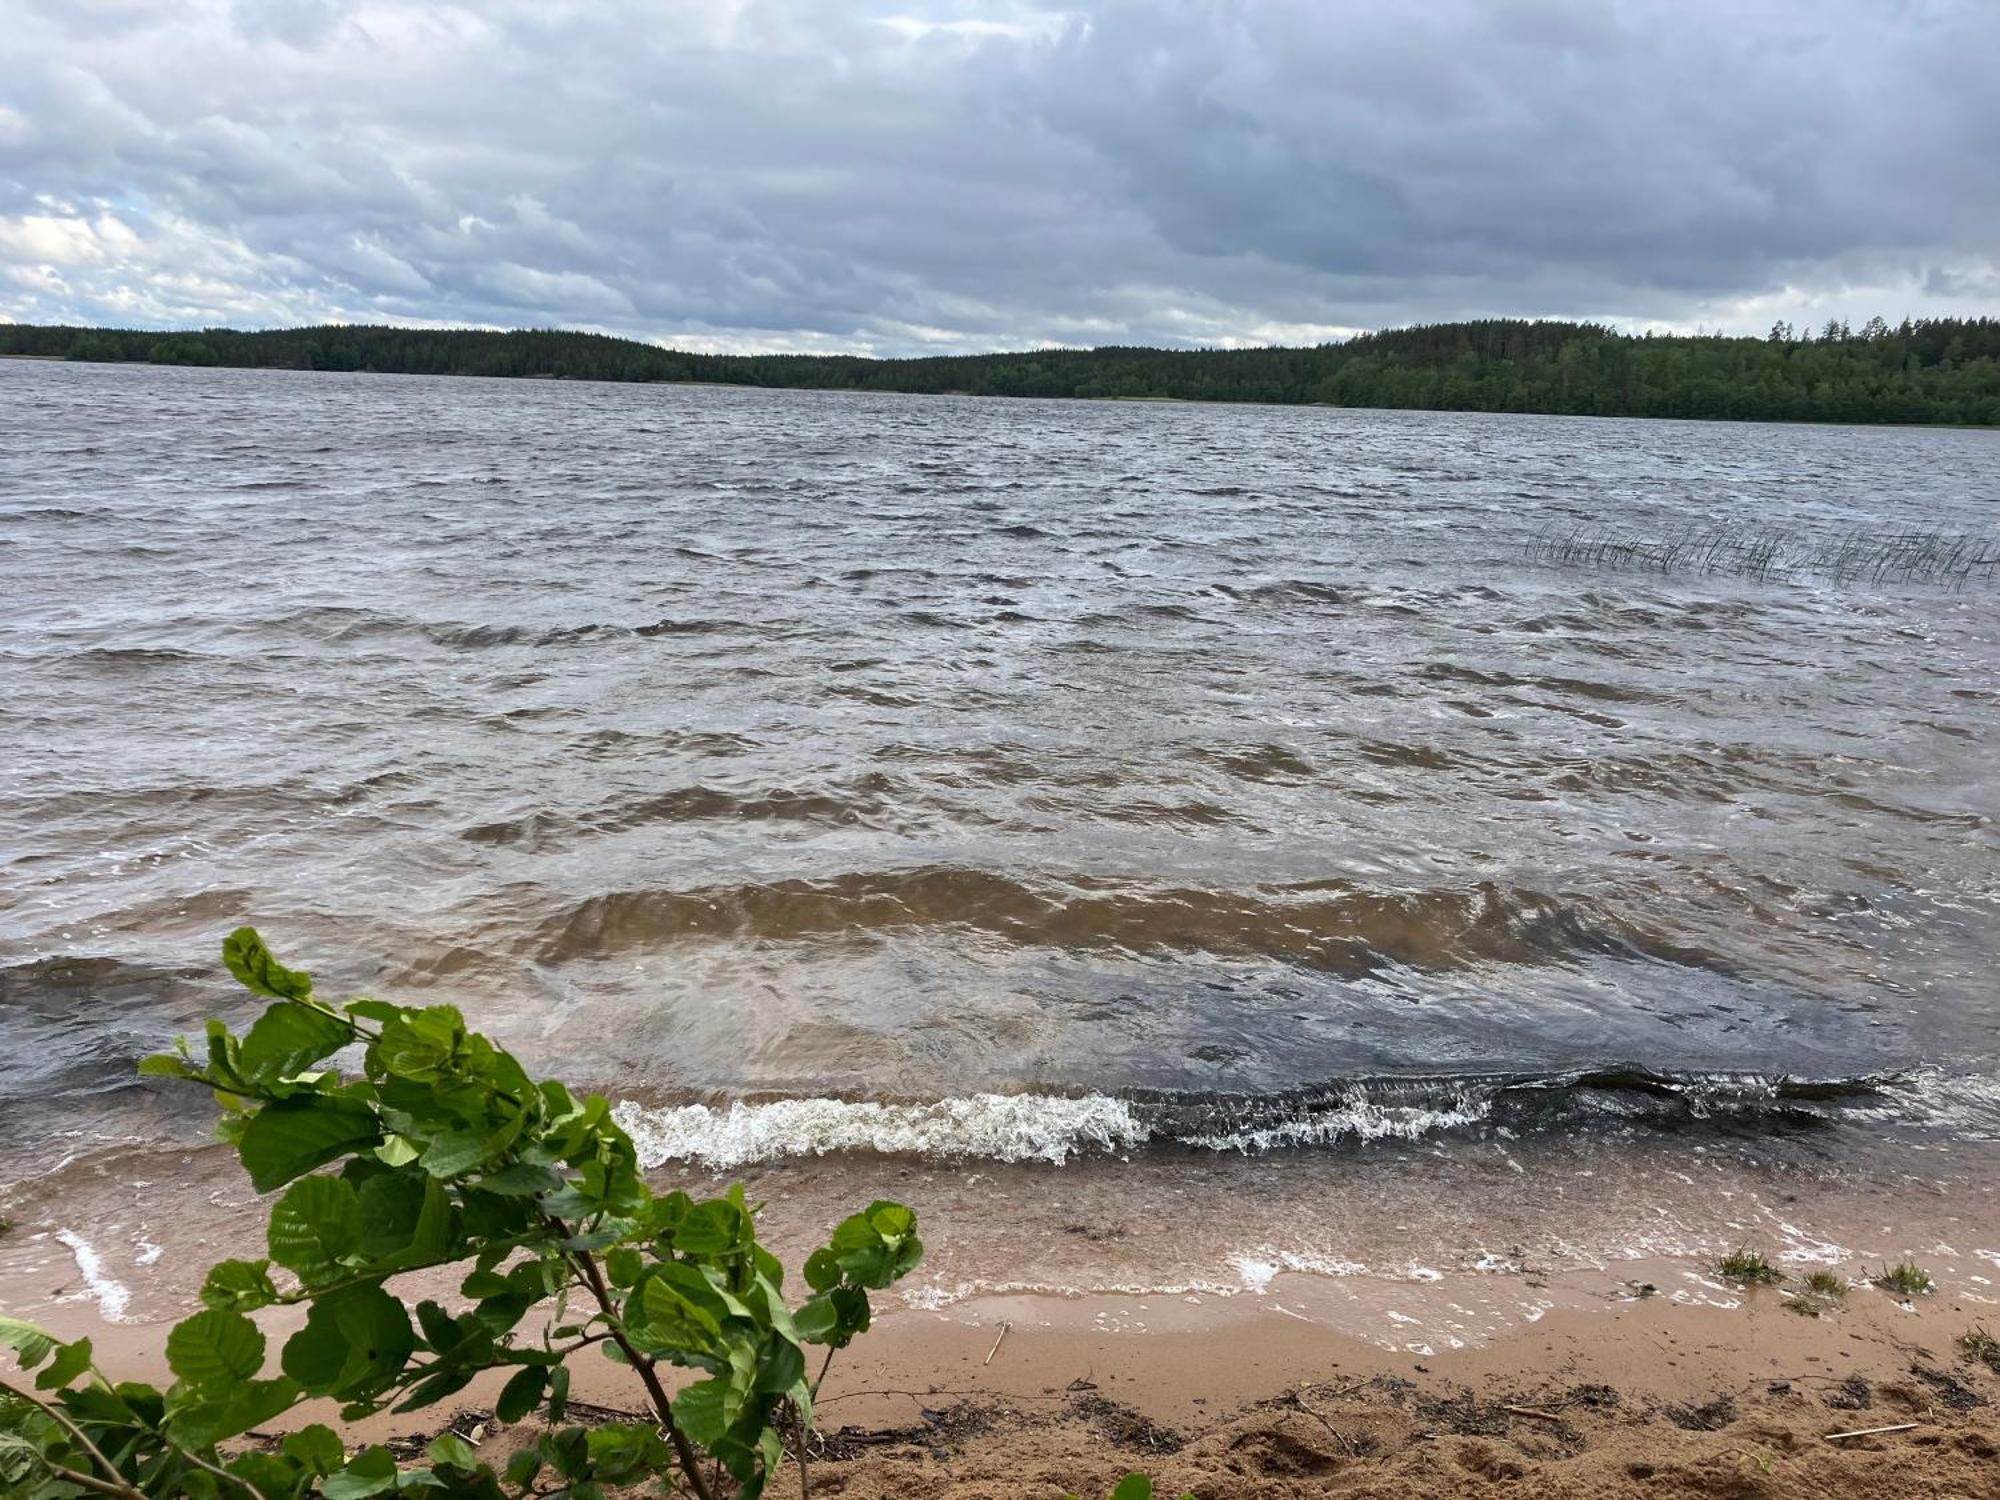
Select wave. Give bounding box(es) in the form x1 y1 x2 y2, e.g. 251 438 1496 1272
612 1066 1924 1169
533 867 1718 974
615 1092 1146 1168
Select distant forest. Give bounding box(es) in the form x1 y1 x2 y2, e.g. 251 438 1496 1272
6 315 2000 425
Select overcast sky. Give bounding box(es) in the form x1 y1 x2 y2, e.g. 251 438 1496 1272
3 0 1997 355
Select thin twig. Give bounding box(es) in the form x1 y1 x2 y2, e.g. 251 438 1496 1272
1504 1405 1566 1424
182 1446 272 1500
814 1386 1067 1407
1825 1422 1919 1441
810 1344 837 1402
984 1322 1010 1367
1290 1393 1358 1457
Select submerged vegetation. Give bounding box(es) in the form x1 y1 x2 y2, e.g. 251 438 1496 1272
0 929 922 1498
7 315 2000 426
1526 524 2000 587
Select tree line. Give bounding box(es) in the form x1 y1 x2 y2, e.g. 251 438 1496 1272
5 315 1999 425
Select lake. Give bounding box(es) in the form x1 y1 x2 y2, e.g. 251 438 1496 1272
2 360 1997 1322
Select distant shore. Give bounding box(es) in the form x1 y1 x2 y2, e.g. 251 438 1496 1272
7 314 1999 426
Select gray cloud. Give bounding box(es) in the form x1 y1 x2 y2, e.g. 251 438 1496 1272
2 0 1996 352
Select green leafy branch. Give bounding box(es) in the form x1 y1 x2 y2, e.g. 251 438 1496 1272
0 928 924 1499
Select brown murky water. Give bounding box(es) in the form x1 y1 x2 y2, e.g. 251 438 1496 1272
2 360 1997 1324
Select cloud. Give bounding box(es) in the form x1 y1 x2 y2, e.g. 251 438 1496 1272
1 0 1996 352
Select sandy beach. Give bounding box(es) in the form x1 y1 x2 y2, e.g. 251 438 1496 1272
9 1256 1999 1498
7 1139 2000 1498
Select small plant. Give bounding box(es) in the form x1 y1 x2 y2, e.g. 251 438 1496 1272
1802 1270 1847 1298
0 928 923 1498
1875 1261 1934 1297
1957 1328 2000 1374
1717 1248 1785 1286
1069 1476 1196 1500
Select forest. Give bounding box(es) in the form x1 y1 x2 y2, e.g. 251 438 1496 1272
5 315 1999 425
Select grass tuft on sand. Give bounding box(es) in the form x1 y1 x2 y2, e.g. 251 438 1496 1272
1874 1261 1933 1297
1717 1249 1785 1286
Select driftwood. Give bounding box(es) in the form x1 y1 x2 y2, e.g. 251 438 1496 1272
1824 1422 1919 1442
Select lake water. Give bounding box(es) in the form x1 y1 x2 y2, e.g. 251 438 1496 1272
2 360 1997 1322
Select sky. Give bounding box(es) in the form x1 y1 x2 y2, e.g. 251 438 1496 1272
2 0 1998 356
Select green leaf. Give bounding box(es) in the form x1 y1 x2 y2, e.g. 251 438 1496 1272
239 1001 352 1083
495 1365 547 1423
630 1272 722 1359
673 1200 746 1256
239 1095 383 1193
344 999 403 1026
604 1247 642 1288
222 927 314 1002
166 1309 265 1387
320 1445 399 1499
753 1336 805 1395
0 1314 59 1370
803 1248 841 1292
33 1336 92 1392
267 1175 364 1282
0 1435 43 1489
477 1159 561 1196
200 1258 280 1312
866 1202 917 1239
547 1363 571 1423
671 1377 733 1447
415 1129 492 1179
283 1424 345 1474
414 1300 459 1353
280 1283 413 1399
1110 1475 1154 1500
373 1007 465 1082
167 1376 300 1448
426 1433 478 1470
791 1294 839 1345
226 1453 303 1496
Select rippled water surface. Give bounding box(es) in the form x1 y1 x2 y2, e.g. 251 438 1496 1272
3 360 1997 1173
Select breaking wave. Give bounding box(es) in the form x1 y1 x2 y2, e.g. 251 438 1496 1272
612 1066 1947 1169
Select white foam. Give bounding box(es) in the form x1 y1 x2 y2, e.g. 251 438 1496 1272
54 1230 135 1324
614 1091 1147 1169
1230 1255 1279 1291
1181 1086 1492 1152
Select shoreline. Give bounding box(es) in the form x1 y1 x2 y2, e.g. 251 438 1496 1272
5 1127 1999 1495
10 1266 1998 1497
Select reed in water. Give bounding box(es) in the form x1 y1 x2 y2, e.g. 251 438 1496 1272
1527 524 2000 586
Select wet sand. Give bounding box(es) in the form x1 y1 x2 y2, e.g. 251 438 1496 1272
8 1144 2000 1498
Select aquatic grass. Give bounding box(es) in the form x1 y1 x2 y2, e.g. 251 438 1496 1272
1717 1248 1786 1286
1874 1261 1934 1297
1802 1270 1847 1298
1525 524 2000 588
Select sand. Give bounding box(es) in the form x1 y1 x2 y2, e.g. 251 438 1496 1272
16 1262 1999 1499
8 1141 2000 1496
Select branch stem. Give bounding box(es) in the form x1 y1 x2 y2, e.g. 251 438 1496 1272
551 1224 716 1500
